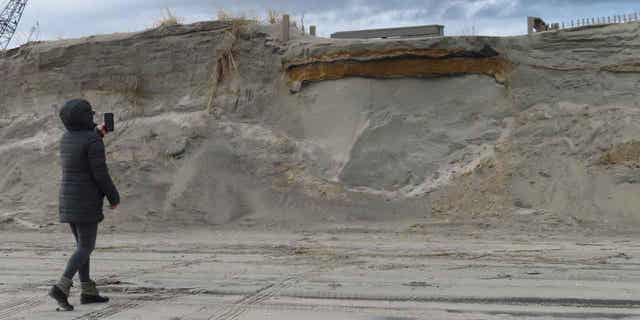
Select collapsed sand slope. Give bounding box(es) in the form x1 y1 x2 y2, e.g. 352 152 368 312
1 21 639 230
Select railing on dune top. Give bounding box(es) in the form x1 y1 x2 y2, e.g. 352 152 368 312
528 12 640 34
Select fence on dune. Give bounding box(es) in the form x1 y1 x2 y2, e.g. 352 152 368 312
528 11 640 35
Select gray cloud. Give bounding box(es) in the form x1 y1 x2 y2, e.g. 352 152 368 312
442 4 468 20
6 0 640 47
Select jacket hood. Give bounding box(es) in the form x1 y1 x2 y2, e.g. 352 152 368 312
59 99 97 131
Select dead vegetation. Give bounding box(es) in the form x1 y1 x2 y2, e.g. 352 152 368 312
267 9 282 24
216 9 270 25
206 20 248 114
153 8 183 28
215 8 301 29
201 8 268 115
205 8 304 113
216 9 252 22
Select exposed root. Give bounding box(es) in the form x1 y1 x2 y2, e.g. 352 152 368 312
206 21 248 114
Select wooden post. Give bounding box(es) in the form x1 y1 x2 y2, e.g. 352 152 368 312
281 14 290 42
527 16 535 35
309 25 316 36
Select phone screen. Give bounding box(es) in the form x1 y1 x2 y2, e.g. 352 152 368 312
104 113 115 132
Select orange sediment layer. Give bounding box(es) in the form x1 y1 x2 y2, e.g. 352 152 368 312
286 56 513 86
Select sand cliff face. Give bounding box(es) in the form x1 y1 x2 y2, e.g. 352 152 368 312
1 21 640 231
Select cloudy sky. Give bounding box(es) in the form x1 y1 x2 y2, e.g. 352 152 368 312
5 0 640 48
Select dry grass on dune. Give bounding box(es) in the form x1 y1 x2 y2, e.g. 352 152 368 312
153 8 184 28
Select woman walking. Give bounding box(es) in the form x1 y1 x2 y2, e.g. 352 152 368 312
49 99 120 311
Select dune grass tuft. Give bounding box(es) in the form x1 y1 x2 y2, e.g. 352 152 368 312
154 8 183 28
267 9 282 24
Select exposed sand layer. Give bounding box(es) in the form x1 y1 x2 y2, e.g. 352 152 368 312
284 46 513 89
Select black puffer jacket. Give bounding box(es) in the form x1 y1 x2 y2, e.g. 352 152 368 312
58 99 120 223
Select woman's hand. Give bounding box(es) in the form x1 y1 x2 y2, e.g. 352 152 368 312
109 204 119 210
97 124 108 137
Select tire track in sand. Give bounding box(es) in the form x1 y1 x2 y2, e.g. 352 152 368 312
205 276 301 320
202 246 348 320
0 296 44 319
72 301 141 320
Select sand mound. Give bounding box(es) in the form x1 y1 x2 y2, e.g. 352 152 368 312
1 21 640 231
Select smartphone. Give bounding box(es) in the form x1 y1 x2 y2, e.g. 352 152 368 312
104 113 115 132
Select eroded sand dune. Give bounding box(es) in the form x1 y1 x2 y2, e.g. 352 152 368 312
1 21 640 231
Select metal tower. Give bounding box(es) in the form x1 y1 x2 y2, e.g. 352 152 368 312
0 0 28 50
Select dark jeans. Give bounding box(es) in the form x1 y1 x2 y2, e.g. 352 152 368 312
62 223 98 282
